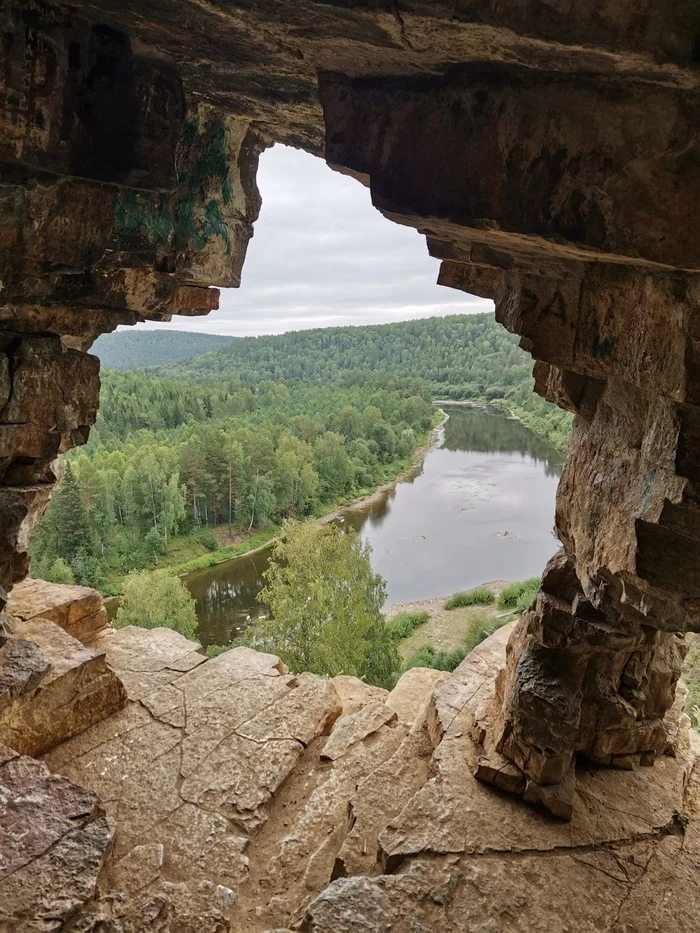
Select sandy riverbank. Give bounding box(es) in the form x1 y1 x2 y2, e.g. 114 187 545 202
383 581 516 660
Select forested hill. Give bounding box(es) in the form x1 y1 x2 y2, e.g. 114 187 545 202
149 313 571 451
156 314 526 397
91 330 233 370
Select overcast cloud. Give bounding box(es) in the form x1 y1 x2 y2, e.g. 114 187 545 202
134 145 493 337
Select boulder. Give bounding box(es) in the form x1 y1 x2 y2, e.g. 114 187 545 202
0 619 126 756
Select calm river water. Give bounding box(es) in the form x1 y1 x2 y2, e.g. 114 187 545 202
185 405 564 647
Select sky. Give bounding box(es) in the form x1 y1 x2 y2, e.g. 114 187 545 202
133 145 493 337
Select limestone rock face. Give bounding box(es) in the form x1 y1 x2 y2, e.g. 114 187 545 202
0 0 699 887
0 617 126 756
386 667 451 725
0 630 696 930
7 578 108 644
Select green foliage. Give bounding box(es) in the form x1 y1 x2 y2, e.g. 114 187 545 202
683 633 700 722
31 314 569 598
113 570 198 640
198 529 219 551
91 330 232 370
206 643 235 659
31 369 431 594
385 611 430 640
45 557 76 585
248 520 388 681
152 313 571 451
361 621 401 691
497 578 540 612
403 612 508 672
444 588 495 609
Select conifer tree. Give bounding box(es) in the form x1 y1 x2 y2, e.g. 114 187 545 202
51 463 91 564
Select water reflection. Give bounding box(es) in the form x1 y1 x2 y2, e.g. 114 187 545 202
184 405 564 647
185 548 271 647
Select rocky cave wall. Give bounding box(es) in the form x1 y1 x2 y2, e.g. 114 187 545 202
1 0 699 814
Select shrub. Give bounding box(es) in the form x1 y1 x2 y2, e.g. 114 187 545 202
113 569 198 640
683 633 700 720
385 610 429 640
361 621 401 691
497 577 540 612
206 643 233 658
444 588 495 609
198 528 220 551
45 557 76 585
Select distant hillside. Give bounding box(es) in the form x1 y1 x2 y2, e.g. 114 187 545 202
155 313 571 451
158 314 525 393
91 330 233 370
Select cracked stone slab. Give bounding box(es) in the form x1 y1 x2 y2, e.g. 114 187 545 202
91 624 206 701
321 701 398 761
252 721 408 930
237 679 341 745
43 638 343 926
335 721 436 879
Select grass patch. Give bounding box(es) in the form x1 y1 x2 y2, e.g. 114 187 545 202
402 611 508 673
385 610 430 641
445 587 494 610
498 577 540 612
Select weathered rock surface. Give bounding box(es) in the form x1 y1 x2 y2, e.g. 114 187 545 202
1 0 700 922
0 744 113 932
7 577 108 644
0 618 126 756
2 627 695 931
385 666 451 725
329 674 388 717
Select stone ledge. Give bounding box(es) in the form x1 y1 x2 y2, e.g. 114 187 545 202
2 627 694 932
0 618 126 756
7 578 108 645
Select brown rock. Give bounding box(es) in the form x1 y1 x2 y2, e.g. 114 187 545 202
321 702 398 761
386 667 451 725
329 674 389 717
6 578 108 644
90 624 206 701
0 746 112 932
0 619 126 756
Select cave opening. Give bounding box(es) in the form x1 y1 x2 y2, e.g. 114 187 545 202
1 1 699 927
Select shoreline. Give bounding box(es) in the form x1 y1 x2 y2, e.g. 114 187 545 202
319 408 447 521
382 580 512 616
106 411 448 599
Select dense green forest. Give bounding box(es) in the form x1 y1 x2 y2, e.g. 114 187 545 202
154 313 571 450
91 329 233 369
30 371 436 593
31 313 572 594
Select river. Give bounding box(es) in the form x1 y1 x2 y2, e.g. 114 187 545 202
184 405 564 647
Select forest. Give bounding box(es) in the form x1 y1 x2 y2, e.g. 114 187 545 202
30 371 436 593
31 312 572 594
91 329 233 369
153 313 572 450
